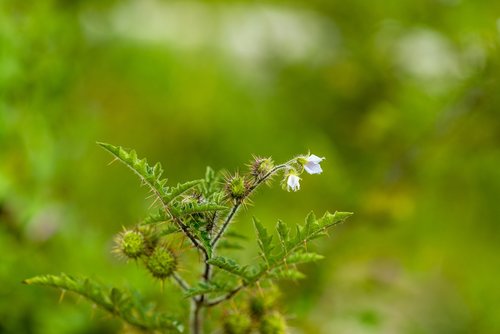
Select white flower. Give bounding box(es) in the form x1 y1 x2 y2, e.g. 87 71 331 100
301 154 325 175
286 173 301 192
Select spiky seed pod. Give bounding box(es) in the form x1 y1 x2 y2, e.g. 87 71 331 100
250 156 274 181
259 312 287 334
223 312 252 334
249 288 280 320
114 229 146 259
224 173 248 201
145 246 177 280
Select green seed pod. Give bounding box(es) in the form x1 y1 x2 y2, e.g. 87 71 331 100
224 173 248 201
250 157 274 181
115 230 146 259
249 288 280 320
259 312 287 334
145 246 177 279
223 312 252 334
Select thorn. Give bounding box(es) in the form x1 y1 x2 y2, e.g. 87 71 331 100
90 304 96 320
148 197 160 210
107 157 118 166
59 289 66 303
229 299 238 311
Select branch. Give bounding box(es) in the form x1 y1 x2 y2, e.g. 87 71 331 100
211 163 289 248
98 142 207 256
204 285 244 307
171 273 190 292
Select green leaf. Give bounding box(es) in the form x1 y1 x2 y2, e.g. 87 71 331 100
171 203 227 217
198 230 213 257
276 220 289 253
217 240 244 250
251 211 352 283
318 211 353 228
269 268 305 281
202 166 218 195
24 274 183 333
207 256 251 281
286 251 324 264
225 231 248 240
162 180 203 204
98 142 168 200
253 217 274 265
142 209 169 225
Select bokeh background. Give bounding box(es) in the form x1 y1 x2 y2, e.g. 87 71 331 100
1 0 500 333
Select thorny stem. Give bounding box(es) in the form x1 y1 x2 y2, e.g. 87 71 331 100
191 252 211 334
211 163 291 249
190 159 296 333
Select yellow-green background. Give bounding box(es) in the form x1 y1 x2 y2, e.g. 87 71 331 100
1 0 500 333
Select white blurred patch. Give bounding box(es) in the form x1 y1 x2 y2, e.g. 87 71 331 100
26 204 63 242
395 29 461 81
81 0 339 68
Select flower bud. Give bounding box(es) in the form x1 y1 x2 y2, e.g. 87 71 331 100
259 312 287 334
145 246 177 280
223 312 252 334
115 229 146 259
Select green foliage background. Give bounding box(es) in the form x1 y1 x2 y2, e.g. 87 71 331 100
1 0 500 333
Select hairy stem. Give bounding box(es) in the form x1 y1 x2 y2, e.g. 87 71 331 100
190 160 295 332
211 163 290 249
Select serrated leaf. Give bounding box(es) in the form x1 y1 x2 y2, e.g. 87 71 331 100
318 211 353 228
198 230 213 257
163 180 203 204
251 210 352 284
225 231 248 240
98 142 168 200
157 224 181 237
172 203 227 217
207 256 251 281
253 218 274 265
276 220 289 253
24 274 183 333
269 268 305 280
286 252 324 264
142 209 169 225
217 240 244 250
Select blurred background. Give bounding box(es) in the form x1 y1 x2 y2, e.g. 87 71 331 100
1 0 500 333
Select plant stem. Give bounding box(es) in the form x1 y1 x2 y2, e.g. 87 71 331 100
211 163 290 249
205 285 244 307
190 160 294 333
190 299 203 334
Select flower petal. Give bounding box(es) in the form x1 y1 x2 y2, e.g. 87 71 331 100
287 174 301 192
304 162 323 174
307 154 324 163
